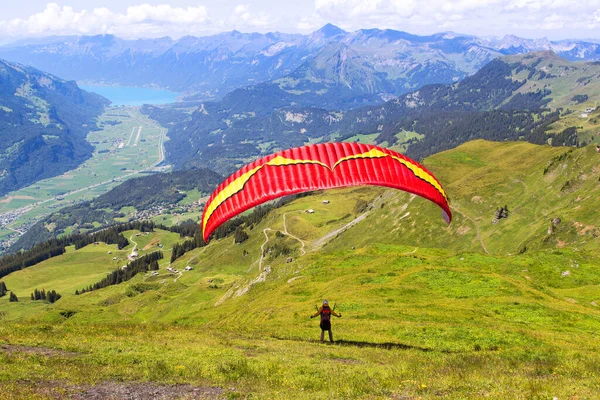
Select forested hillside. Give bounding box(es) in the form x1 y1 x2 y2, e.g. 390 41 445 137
0 59 108 195
149 51 598 174
10 168 222 252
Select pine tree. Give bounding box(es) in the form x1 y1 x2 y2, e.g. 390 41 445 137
234 226 249 244
9 291 18 302
47 290 61 303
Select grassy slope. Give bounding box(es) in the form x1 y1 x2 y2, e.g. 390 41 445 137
505 51 600 109
330 140 600 256
1 140 599 398
502 52 600 144
547 106 600 144
2 229 181 299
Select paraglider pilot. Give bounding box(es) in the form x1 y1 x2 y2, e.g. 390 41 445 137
311 300 342 343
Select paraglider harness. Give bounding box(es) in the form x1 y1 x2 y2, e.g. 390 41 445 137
316 303 335 331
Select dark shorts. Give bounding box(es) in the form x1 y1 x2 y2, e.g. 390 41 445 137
320 320 331 331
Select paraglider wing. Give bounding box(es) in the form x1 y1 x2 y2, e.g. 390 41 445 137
201 142 451 242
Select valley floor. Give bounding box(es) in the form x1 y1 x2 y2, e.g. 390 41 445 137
0 107 168 252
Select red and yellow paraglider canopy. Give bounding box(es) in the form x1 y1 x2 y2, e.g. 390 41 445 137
201 142 451 242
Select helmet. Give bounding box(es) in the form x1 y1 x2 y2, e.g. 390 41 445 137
323 300 328 305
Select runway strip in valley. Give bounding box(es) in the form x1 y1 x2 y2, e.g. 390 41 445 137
133 126 142 146
126 126 136 146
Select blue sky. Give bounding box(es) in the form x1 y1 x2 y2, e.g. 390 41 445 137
1 1 600 40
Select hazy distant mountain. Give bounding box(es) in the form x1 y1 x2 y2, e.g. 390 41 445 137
5 25 598 103
486 34 600 59
2 26 600 102
0 59 108 196
0 32 308 100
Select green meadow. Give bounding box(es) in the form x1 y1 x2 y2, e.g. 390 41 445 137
1 140 599 398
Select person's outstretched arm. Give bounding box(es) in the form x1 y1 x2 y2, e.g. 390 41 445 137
311 307 323 318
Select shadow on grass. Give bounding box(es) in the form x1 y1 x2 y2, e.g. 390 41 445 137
271 336 440 352
333 339 432 352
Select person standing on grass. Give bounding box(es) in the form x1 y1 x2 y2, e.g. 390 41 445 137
311 300 342 343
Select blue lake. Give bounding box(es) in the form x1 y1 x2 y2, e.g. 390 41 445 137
79 85 180 106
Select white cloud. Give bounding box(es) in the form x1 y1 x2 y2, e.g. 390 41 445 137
123 4 208 24
0 2 276 39
538 13 565 30
311 0 600 39
230 3 271 27
2 1 600 40
505 0 600 12
235 4 251 16
296 19 318 31
504 0 542 12
316 0 416 20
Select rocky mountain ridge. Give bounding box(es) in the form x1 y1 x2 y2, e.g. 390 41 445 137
3 25 600 101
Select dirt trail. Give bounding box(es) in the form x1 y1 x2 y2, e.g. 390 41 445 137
311 212 369 250
402 247 418 254
451 204 489 255
10 380 225 399
311 192 394 250
220 212 308 305
6 226 24 236
258 228 271 271
0 344 79 358
257 211 307 271
221 201 378 305
71 382 224 399
283 212 306 255
129 235 138 251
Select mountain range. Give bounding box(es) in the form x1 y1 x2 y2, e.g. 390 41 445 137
2 28 600 252
146 51 599 175
1 23 600 399
14 49 600 252
2 25 600 103
0 59 108 196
